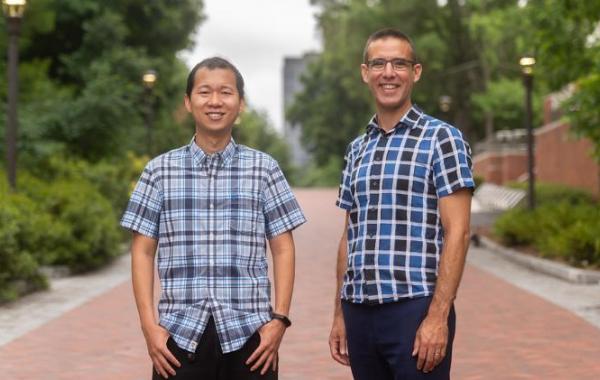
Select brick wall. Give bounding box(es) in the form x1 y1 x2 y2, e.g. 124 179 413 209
473 149 527 185
535 121 600 194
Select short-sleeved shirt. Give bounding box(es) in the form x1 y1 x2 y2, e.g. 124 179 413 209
121 137 306 353
336 106 474 304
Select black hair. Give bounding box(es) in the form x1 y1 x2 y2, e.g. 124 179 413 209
363 28 417 63
186 57 245 99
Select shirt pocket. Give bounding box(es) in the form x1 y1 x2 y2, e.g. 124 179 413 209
229 218 267 271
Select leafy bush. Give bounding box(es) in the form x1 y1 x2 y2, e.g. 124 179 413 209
494 183 600 267
18 174 121 272
0 192 48 302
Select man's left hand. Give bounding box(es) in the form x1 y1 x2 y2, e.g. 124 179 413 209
412 314 448 373
246 319 286 375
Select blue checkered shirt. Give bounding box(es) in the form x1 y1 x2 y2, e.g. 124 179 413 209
336 106 474 304
121 138 306 353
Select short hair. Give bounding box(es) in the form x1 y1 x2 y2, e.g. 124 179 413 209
186 57 245 99
362 28 417 63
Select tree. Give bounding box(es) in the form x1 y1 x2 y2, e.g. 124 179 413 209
0 0 204 162
290 0 537 172
233 108 294 179
527 0 600 160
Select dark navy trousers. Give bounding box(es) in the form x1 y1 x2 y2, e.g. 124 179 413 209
342 297 456 380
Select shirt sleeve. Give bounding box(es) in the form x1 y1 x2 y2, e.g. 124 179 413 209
262 159 306 240
432 126 475 198
335 142 354 210
120 162 163 239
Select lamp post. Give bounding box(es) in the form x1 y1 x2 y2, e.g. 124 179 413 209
439 95 452 114
2 0 26 191
142 69 157 155
520 56 536 210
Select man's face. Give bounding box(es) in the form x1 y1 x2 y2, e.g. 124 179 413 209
361 37 422 112
184 67 244 134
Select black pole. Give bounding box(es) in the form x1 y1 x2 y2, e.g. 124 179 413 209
144 86 154 155
523 73 535 209
5 17 21 191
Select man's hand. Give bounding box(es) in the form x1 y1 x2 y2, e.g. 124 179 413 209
246 320 286 375
412 314 448 373
329 313 350 366
143 323 181 379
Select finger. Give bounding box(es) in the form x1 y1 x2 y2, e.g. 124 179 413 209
412 334 421 357
416 347 427 370
251 349 271 371
341 335 348 356
272 352 278 372
156 354 177 376
162 347 181 368
246 343 266 365
152 359 169 379
424 350 436 373
260 352 275 375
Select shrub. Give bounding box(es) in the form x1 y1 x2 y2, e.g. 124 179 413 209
493 183 600 268
0 192 48 302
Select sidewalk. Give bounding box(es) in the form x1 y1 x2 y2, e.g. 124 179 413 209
1 189 599 379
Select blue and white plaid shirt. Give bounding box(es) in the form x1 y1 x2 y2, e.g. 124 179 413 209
121 137 306 353
336 106 474 304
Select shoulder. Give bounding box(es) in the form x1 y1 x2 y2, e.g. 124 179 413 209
145 144 190 174
346 133 368 155
236 144 279 170
419 113 467 143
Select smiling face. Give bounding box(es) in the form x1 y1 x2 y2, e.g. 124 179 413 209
184 67 245 136
361 37 422 115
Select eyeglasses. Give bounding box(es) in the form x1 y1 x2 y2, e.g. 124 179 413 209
366 58 417 71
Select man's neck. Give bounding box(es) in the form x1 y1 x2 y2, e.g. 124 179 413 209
376 101 413 132
194 128 232 155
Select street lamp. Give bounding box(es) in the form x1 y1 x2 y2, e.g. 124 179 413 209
142 69 157 155
520 55 536 210
2 0 26 191
439 95 452 113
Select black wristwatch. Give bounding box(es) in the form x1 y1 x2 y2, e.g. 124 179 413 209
271 313 292 328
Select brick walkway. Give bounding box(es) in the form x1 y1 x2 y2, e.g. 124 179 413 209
1 189 599 379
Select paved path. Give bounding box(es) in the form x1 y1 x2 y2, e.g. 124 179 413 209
1 189 599 379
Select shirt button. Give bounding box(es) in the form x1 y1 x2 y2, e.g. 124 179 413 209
209 203 214 209
209 233 214 240
370 180 379 189
374 152 383 161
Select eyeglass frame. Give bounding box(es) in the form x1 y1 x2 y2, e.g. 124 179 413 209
365 58 418 71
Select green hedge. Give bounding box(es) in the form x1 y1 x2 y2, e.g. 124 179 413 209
0 154 142 302
0 192 48 302
494 184 600 267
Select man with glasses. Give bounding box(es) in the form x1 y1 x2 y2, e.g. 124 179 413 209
328 29 474 379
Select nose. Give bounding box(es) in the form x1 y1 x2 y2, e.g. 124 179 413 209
383 61 396 77
208 91 222 106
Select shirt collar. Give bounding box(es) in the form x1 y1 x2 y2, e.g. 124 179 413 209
367 105 423 135
189 136 238 167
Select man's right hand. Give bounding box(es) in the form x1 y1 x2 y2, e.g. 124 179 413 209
329 313 350 366
143 323 181 379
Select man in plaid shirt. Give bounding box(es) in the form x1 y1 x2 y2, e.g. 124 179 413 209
328 29 474 379
121 57 305 380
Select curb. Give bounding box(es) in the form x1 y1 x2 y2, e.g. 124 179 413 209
479 236 600 285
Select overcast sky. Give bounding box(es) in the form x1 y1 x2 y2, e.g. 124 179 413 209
182 0 322 132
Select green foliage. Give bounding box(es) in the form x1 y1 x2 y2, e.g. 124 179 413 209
527 0 600 162
0 191 48 302
292 156 344 188
16 173 121 273
0 0 205 161
493 183 600 267
233 108 294 179
291 0 542 172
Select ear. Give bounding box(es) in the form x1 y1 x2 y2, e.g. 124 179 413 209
361 63 369 84
413 63 422 83
184 94 192 113
238 98 246 114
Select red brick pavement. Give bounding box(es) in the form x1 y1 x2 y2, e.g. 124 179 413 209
1 189 599 379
